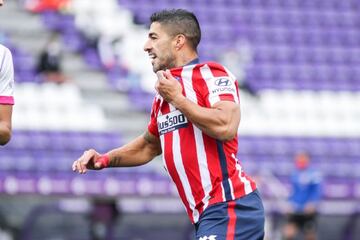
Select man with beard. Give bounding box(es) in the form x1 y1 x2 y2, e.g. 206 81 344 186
73 9 265 240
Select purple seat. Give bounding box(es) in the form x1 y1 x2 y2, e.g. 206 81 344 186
62 30 86 52
41 11 63 31
83 48 103 70
0 150 17 171
322 179 355 200
128 90 153 112
86 132 123 152
5 130 33 150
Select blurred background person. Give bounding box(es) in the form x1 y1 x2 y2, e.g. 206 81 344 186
36 32 67 83
283 152 322 240
24 0 70 13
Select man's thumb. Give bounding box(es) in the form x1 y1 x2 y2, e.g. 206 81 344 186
164 69 173 79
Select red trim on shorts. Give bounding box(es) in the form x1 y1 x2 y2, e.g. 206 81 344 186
226 201 237 240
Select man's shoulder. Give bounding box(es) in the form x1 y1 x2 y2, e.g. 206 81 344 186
197 61 236 80
0 44 12 64
0 44 11 54
178 61 224 70
197 61 224 69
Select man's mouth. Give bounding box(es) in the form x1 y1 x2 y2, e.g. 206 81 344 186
148 53 157 63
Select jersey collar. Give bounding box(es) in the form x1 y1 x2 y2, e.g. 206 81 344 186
185 58 200 66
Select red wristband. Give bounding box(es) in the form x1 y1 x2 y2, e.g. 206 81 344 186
97 154 110 168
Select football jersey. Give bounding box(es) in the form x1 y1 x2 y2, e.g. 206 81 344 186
0 44 14 105
148 61 257 223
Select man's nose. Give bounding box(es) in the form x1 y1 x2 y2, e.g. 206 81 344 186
143 40 151 52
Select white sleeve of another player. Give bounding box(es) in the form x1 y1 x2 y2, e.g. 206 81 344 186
0 47 14 97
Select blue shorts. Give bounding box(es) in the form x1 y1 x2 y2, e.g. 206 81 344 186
195 190 265 240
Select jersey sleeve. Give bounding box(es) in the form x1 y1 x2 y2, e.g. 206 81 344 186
0 47 15 105
147 96 159 137
200 62 239 107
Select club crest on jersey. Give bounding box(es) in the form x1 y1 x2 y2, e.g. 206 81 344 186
157 110 188 135
210 77 236 95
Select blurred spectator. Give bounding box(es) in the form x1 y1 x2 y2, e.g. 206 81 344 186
89 198 120 240
25 0 70 13
282 152 322 240
71 0 153 92
97 36 122 70
36 32 67 83
72 0 132 50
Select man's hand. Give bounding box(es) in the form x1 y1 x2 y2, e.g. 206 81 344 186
155 70 185 106
72 149 108 174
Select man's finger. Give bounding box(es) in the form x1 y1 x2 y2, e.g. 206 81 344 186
72 161 77 172
76 160 84 174
156 70 165 80
163 69 173 79
73 157 84 173
74 151 90 173
80 160 88 174
77 153 87 173
155 80 160 92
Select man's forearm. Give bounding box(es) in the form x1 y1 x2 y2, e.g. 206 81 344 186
0 124 11 145
0 105 13 145
107 133 161 167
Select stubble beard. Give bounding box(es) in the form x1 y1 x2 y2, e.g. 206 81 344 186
152 54 177 73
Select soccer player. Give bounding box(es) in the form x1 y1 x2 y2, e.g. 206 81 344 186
73 9 265 239
0 0 15 145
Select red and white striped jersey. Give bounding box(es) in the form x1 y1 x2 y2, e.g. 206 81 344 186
0 44 14 105
148 61 257 223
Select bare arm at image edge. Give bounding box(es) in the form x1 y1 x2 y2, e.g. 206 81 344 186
0 105 12 145
0 46 15 145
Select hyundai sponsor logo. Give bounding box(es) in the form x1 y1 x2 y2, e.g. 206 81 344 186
215 77 231 86
211 87 236 94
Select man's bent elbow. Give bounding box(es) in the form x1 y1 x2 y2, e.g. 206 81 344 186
0 131 11 145
218 133 237 141
213 127 237 141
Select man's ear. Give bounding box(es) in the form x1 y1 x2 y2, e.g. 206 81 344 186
175 34 186 50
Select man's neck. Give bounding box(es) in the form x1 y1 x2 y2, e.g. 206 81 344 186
175 51 199 67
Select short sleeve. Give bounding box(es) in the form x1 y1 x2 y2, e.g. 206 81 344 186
0 46 15 105
147 97 159 137
199 63 239 107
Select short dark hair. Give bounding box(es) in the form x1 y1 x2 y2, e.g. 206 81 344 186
150 9 201 51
